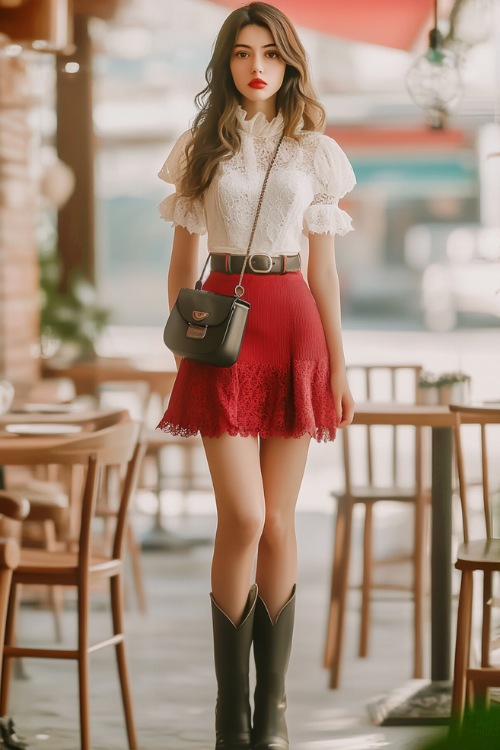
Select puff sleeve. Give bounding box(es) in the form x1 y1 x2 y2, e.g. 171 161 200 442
158 130 207 235
303 135 356 236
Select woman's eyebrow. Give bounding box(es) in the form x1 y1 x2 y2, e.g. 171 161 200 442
233 43 277 49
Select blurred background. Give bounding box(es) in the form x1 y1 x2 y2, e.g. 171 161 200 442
2 7 500 747
0 0 499 382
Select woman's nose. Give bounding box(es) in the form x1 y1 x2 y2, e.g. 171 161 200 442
251 57 263 74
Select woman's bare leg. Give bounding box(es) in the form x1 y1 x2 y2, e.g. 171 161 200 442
256 435 311 619
203 434 265 624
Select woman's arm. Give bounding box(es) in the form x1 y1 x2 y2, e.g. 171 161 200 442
307 233 354 428
168 226 200 368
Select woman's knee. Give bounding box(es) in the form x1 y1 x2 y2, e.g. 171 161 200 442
216 501 265 549
260 508 295 550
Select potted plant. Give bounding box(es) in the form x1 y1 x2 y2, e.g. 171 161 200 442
418 370 471 405
39 243 111 363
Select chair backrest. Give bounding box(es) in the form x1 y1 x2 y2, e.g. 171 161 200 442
1 422 144 567
451 405 500 544
342 364 423 493
46 421 141 466
60 422 145 567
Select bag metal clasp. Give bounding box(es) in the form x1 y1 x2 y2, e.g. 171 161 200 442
186 324 207 339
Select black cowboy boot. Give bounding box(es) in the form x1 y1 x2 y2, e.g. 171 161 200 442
211 584 258 750
252 586 296 750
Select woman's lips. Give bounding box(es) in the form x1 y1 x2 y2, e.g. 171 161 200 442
249 79 267 89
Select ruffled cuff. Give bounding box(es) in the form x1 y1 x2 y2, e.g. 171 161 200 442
303 203 353 236
158 192 207 235
158 193 176 220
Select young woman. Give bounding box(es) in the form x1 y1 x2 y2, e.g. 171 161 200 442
157 3 356 748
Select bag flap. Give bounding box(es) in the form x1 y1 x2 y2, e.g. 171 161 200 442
176 288 238 327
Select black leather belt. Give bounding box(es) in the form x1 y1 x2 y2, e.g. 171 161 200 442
210 253 301 275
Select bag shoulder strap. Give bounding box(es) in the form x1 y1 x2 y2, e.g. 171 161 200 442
195 133 284 295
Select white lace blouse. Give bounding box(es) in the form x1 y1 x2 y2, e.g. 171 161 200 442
158 106 356 256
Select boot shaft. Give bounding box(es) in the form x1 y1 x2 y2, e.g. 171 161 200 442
211 585 258 749
252 587 296 749
211 585 257 685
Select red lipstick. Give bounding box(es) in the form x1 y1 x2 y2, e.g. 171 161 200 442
249 78 267 89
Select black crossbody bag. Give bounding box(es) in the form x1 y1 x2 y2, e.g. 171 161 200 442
163 135 283 367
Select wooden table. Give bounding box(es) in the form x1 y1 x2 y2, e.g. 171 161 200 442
350 403 462 724
0 407 129 434
0 407 129 495
41 358 177 404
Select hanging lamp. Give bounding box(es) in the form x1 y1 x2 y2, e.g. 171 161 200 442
406 0 463 128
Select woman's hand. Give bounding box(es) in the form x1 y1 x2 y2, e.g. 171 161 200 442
330 369 355 429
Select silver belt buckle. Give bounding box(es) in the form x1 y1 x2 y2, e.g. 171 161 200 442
248 254 273 274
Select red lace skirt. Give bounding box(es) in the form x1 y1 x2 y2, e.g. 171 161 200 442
157 271 338 442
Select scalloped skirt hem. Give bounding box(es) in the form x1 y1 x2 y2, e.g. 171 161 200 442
157 421 336 443
157 271 339 444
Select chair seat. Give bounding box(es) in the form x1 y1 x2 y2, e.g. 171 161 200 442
15 548 122 584
333 486 420 503
455 539 500 570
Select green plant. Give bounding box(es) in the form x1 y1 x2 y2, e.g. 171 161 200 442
415 706 500 749
39 245 111 360
419 371 471 389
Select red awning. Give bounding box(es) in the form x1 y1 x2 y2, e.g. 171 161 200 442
325 126 468 151
208 0 435 51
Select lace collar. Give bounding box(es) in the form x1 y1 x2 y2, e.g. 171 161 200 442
235 106 284 137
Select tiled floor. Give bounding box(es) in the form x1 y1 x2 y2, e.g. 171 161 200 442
5 510 447 750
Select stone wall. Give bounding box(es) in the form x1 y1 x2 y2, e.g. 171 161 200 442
0 47 40 383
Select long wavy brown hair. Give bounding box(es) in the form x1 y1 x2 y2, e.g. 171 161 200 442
179 1 325 199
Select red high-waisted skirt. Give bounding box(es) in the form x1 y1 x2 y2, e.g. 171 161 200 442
157 270 338 442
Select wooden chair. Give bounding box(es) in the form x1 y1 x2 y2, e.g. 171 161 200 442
3 407 133 631
96 382 153 611
0 491 30 685
0 492 29 748
324 364 429 688
0 422 145 750
1 408 131 544
450 404 500 721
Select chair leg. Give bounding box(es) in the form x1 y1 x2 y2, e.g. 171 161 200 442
325 497 353 689
324 500 345 668
412 494 426 679
451 570 473 723
78 586 91 750
323 496 347 668
359 502 373 658
111 575 138 749
126 523 147 614
0 581 19 715
471 675 489 710
49 586 65 643
40 519 65 642
465 586 474 711
481 570 492 668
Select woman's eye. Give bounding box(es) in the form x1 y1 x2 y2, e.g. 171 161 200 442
235 51 248 58
266 51 279 59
